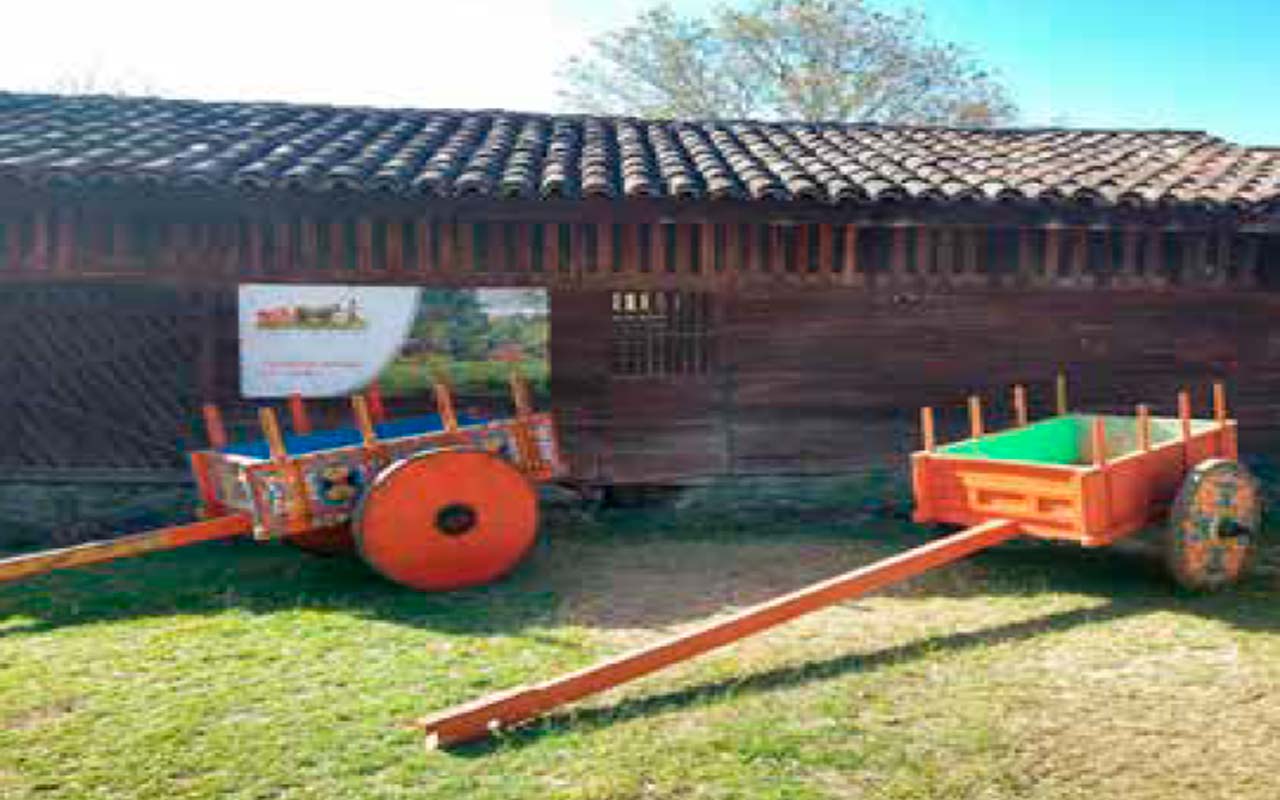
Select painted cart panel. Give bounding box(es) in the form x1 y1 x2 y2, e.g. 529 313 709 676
913 411 1238 546
197 411 562 539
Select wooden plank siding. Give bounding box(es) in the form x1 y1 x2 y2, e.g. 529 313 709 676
0 204 1277 482
2 210 1269 291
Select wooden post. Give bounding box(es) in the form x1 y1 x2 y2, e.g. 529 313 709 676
1212 381 1227 424
259 407 288 461
351 395 378 447
509 365 533 419
288 392 312 435
260 406 310 535
1178 389 1192 441
920 406 936 452
1056 372 1068 416
1013 385 1028 427
433 369 459 432
367 381 387 424
1211 381 1231 458
1091 416 1107 466
202 403 228 449
1136 404 1152 451
1178 389 1193 469
508 365 539 470
968 395 984 440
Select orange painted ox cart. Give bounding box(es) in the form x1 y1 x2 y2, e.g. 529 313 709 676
414 377 1261 747
0 368 565 591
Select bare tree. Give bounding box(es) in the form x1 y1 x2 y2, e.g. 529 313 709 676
559 0 1016 125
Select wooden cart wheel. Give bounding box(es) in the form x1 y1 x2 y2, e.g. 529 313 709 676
1165 459 1261 592
353 450 538 591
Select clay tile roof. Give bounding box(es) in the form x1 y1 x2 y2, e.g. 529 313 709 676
0 91 1277 212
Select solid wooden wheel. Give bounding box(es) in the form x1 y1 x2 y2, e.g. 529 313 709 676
353 450 538 591
1165 459 1261 592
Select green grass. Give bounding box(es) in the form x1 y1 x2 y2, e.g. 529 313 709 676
2 480 1279 799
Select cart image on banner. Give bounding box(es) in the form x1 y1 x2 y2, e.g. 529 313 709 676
239 284 548 399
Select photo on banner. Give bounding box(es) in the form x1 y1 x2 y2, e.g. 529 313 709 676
239 284 549 400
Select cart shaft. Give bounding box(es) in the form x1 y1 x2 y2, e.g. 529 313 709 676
418 517 1022 748
0 514 253 585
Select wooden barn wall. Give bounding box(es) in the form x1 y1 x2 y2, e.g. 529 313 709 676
718 289 1280 479
0 195 1277 483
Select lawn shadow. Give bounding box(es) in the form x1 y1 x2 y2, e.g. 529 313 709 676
0 533 566 640
449 598 1143 756
3 500 1278 642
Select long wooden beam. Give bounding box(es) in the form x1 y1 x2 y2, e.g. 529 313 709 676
0 513 253 584
417 518 1022 748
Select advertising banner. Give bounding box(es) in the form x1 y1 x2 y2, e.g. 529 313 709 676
239 284 548 398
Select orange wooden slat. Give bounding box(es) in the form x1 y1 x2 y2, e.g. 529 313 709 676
891 226 908 278
299 218 319 272
247 221 265 277
356 219 374 274
595 222 613 280
386 219 405 275
31 210 49 272
54 208 75 274
619 223 638 276
328 220 345 273
701 222 717 279
841 224 861 285
416 219 433 273
460 221 476 276
1044 227 1062 282
438 220 456 275
650 222 666 273
513 221 532 275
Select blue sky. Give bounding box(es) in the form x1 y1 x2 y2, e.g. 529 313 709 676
878 0 1280 144
5 0 1277 144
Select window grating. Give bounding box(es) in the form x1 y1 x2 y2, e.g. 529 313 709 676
610 290 713 377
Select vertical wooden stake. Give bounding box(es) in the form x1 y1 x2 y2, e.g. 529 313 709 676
351 395 378 446
432 369 459 432
259 407 288 461
1013 385 1028 427
260 406 310 535
509 365 533 419
1055 372 1068 416
203 403 228 449
288 392 311 435
367 381 387 424
1178 389 1192 441
920 406 936 452
968 395 984 440
1212 381 1227 424
1136 404 1151 451
508 364 538 470
1178 389 1193 469
1091 416 1107 466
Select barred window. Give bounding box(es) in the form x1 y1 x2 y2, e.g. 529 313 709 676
610 290 713 377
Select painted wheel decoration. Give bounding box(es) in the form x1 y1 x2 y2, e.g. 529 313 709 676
1165 458 1261 591
353 450 538 591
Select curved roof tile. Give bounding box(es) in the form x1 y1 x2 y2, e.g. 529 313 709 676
0 92 1274 211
